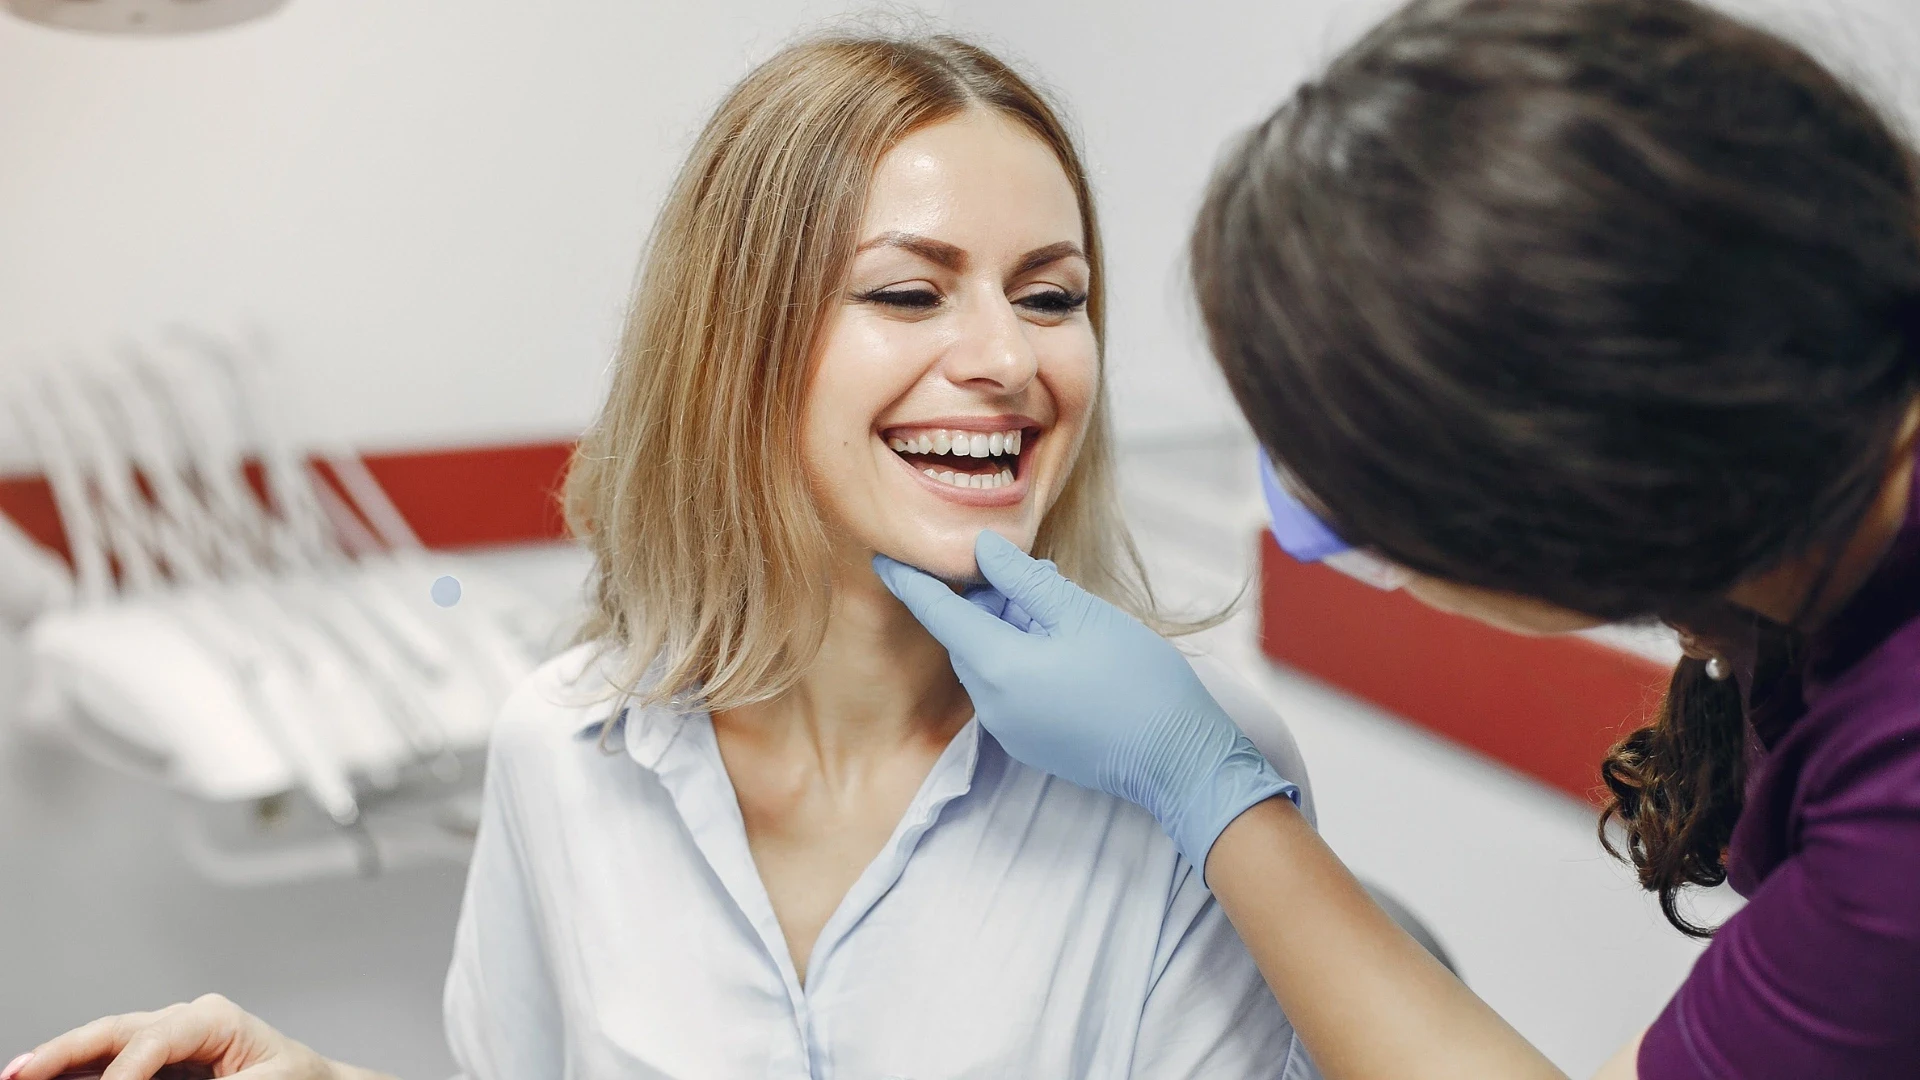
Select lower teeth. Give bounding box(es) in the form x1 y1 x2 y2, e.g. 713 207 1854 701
923 467 1014 490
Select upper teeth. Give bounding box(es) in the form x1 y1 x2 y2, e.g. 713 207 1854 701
886 428 1023 457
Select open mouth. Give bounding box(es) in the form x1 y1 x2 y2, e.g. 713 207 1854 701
884 426 1032 491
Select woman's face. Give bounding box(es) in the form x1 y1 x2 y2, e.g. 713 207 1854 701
802 110 1097 582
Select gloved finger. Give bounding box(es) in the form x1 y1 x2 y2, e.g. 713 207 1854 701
960 585 1043 634
873 555 1025 655
971 532 1086 633
961 584 1008 618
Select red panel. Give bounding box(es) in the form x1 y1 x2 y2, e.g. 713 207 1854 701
0 440 577 562
1258 533 1672 802
358 441 575 550
0 473 67 557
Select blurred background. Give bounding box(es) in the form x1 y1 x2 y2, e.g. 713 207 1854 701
3 1 1918 1077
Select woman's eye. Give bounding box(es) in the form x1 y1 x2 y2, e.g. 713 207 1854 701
1017 289 1089 316
859 287 943 310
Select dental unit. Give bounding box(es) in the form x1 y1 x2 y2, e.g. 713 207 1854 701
5 329 561 885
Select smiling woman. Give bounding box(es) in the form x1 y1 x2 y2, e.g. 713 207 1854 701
563 36 1151 710
10 32 1318 1080
799 113 1100 580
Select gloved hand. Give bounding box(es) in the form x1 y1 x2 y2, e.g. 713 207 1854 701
874 531 1297 875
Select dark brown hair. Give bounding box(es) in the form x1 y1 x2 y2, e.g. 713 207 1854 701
1191 0 1920 934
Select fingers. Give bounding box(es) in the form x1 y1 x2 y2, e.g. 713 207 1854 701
960 584 1011 620
972 532 1084 632
963 585 1042 634
17 1010 165 1080
872 555 1020 654
99 1005 225 1080
20 996 249 1080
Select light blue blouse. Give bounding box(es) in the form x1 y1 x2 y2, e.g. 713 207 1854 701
444 644 1319 1079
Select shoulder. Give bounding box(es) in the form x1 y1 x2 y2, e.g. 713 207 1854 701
489 641 629 765
1185 651 1317 827
1803 619 1920 799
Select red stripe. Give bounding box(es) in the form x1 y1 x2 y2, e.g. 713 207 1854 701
0 440 577 560
357 442 574 549
1258 533 1672 802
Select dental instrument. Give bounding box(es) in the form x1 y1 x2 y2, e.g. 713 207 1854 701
8 327 559 883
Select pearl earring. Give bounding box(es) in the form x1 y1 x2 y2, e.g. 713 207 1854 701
1705 655 1731 681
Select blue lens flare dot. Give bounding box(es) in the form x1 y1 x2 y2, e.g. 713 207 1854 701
431 574 463 608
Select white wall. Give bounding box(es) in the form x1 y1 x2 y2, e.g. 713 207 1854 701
0 0 953 470
944 0 1405 442
7 0 1920 473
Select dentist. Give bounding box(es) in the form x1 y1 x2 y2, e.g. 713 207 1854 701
876 1 1920 1078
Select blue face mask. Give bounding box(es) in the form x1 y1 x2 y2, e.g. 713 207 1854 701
1258 453 1411 591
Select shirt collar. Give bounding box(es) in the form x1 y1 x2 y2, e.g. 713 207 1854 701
571 701 696 771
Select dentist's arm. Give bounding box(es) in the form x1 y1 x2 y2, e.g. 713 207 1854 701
874 532 1599 1080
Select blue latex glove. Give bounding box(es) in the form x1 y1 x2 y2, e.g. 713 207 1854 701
874 531 1297 874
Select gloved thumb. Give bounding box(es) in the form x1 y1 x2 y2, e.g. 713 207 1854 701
972 531 1087 633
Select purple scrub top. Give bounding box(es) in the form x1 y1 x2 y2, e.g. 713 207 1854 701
1640 459 1920 1078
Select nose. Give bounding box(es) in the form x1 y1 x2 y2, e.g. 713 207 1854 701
940 291 1039 395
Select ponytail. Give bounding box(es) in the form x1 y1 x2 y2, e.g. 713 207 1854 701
1599 657 1749 937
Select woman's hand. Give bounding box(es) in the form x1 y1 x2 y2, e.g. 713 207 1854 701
10 995 358 1080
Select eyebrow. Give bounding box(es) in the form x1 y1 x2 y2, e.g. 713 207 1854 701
1012 241 1087 278
857 232 966 270
854 233 1089 278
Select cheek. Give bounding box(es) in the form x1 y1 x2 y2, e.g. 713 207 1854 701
798 321 922 505
1037 332 1099 461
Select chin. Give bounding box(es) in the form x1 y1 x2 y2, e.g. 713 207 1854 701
892 546 987 586
880 528 1025 586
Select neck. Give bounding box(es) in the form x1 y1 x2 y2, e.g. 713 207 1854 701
1730 402 1920 628
714 550 971 775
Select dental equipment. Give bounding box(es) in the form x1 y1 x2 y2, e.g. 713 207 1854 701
181 328 552 733
26 357 370 841
10 329 561 883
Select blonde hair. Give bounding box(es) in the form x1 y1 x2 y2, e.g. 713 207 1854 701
566 33 1166 711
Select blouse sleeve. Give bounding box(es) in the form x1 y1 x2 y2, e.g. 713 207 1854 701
1638 707 1920 1079
443 731 567 1080
1130 859 1319 1079
1133 658 1321 1078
